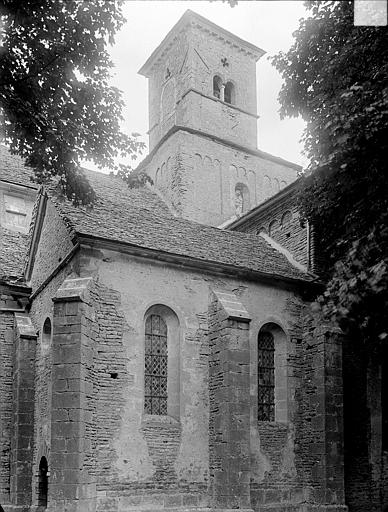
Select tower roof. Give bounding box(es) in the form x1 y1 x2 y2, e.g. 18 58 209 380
139 9 265 78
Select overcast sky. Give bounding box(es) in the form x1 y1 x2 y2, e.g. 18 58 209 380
109 1 309 168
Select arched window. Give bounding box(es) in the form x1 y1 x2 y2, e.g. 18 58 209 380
257 332 275 421
268 219 279 237
144 305 180 418
257 323 289 423
235 183 250 216
263 175 271 199
144 315 168 415
41 317 52 353
281 211 292 227
213 75 222 99
38 456 48 508
224 81 235 104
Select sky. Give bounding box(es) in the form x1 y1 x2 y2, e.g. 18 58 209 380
108 0 309 168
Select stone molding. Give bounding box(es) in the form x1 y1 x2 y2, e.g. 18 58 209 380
211 289 251 323
14 313 36 338
52 276 94 303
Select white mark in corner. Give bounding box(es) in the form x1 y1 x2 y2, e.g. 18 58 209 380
354 0 387 26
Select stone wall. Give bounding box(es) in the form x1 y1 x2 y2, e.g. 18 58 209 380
145 131 297 227
294 318 346 511
78 244 307 511
231 186 309 268
0 310 14 503
30 198 74 292
342 337 388 512
28 262 78 508
208 290 252 509
49 277 97 512
26 196 78 507
147 22 258 151
9 314 37 508
249 299 302 510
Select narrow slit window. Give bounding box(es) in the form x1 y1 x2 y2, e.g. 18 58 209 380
258 331 275 421
38 456 48 508
144 314 168 415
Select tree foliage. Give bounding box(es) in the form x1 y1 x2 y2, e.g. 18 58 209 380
0 0 145 204
272 1 388 344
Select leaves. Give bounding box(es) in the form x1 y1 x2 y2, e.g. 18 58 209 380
0 0 145 204
273 1 388 347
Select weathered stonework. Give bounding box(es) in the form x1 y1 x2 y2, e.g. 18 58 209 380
50 277 97 512
229 183 310 269
1 10 386 512
208 290 252 510
10 314 37 509
0 309 15 504
137 11 299 227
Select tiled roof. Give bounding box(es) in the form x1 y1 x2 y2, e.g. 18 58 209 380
0 147 37 283
0 145 38 189
0 227 29 283
48 169 313 283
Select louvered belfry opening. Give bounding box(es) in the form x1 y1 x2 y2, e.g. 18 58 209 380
257 331 275 421
144 314 168 415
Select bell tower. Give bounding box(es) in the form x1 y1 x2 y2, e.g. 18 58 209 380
139 10 264 152
137 10 299 227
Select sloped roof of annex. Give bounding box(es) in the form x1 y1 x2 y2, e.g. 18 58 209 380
0 146 38 283
26 167 315 286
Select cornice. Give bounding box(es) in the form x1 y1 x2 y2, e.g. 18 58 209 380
24 190 47 283
135 125 302 173
77 234 319 291
179 88 259 119
139 10 265 78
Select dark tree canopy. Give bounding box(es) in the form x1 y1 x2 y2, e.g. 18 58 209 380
272 1 388 345
0 0 145 204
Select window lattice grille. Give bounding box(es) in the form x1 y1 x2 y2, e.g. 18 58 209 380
144 314 168 415
258 331 275 421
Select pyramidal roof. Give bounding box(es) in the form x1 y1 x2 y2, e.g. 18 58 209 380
139 9 265 78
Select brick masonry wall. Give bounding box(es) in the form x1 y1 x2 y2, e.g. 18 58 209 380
233 188 309 268
0 310 14 503
30 198 74 292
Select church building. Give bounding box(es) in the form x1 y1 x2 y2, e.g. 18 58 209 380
0 10 386 512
